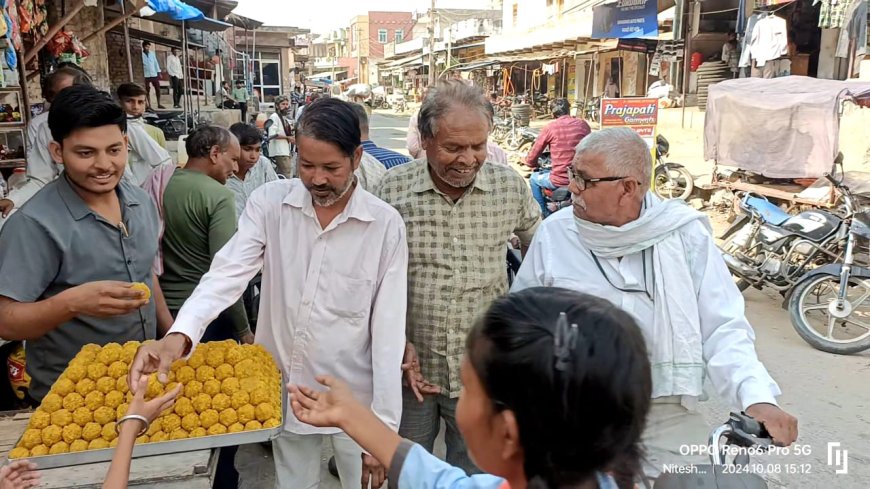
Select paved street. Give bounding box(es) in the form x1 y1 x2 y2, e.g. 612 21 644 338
370 109 870 487
240 109 869 488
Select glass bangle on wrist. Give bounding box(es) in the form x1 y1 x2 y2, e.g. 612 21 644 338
116 414 150 437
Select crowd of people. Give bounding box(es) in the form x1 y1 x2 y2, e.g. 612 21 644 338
0 70 799 489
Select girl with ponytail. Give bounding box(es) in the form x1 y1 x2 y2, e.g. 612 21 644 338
288 287 652 489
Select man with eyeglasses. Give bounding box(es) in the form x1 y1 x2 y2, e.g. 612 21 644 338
511 127 798 481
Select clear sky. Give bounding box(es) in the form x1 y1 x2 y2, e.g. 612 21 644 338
233 0 495 34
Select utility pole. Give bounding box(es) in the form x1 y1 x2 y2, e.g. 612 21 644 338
331 39 336 83
356 27 362 84
427 0 436 86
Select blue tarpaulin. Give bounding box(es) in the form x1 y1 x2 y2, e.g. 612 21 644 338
144 0 204 21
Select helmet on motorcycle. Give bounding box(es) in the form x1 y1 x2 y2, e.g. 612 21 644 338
551 98 570 117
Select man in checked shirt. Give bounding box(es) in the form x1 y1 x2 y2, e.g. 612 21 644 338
376 80 541 473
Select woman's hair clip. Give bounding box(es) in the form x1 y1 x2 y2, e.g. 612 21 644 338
553 312 578 372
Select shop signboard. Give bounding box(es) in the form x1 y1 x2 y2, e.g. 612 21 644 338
591 0 658 39
599 97 658 157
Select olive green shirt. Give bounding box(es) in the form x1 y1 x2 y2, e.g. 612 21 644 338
160 169 249 338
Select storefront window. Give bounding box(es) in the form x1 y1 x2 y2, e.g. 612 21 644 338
252 52 282 102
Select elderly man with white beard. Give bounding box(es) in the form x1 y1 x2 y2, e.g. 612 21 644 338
511 127 798 479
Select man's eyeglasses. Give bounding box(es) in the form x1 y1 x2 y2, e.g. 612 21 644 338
568 167 634 191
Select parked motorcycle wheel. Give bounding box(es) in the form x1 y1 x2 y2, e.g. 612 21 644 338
653 164 694 201
585 108 599 123
517 141 533 156
492 126 508 144
789 274 870 354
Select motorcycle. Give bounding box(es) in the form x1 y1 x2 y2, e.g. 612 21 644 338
506 125 539 152
144 110 186 140
719 167 870 354
786 173 870 354
534 152 572 214
583 96 601 123
491 116 511 144
652 135 694 201
531 93 552 120
395 97 407 113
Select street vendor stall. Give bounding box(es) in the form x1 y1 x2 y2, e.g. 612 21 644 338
1 340 284 487
1 414 217 489
705 76 870 207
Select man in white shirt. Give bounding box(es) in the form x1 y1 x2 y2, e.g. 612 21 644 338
268 95 294 177
0 66 92 222
166 47 184 108
511 127 798 478
129 98 408 489
115 83 174 186
605 76 619 98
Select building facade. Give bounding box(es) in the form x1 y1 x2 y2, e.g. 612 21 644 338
231 25 310 102
351 11 415 84
309 28 356 82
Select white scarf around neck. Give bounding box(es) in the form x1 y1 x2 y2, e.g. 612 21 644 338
575 192 711 399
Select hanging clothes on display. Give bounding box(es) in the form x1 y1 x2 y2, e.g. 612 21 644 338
835 0 868 59
738 13 760 70
816 0 849 28
747 12 789 78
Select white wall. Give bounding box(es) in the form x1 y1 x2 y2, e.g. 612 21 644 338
501 0 588 32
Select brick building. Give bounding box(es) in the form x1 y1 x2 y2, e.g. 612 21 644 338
350 11 414 84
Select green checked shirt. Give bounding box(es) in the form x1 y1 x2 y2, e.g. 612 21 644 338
376 159 541 397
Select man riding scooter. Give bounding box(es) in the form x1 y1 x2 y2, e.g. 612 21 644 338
525 98 591 217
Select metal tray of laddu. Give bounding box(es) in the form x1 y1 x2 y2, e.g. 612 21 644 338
4 377 287 470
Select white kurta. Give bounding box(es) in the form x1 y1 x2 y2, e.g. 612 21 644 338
511 207 781 411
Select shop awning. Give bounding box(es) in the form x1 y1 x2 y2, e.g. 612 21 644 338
136 0 232 31
384 53 424 68
307 70 348 80
143 13 231 31
453 41 485 50
111 25 205 48
186 0 238 19
225 13 263 30
456 60 499 71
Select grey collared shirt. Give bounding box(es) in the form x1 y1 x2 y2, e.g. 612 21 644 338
226 156 279 220
0 175 160 401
